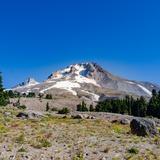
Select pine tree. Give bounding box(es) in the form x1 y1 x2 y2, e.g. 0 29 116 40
152 89 157 97
158 91 160 98
138 96 147 117
8 90 15 98
81 101 88 111
0 72 3 92
0 72 9 106
147 93 157 117
77 104 82 111
27 92 36 98
45 94 52 99
89 104 94 112
46 102 50 111
146 90 160 118
125 96 132 115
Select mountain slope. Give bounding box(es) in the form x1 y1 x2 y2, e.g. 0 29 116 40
11 62 160 101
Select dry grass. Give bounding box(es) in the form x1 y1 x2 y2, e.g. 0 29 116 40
0 107 159 159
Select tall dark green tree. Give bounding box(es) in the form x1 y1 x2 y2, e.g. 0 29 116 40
147 89 160 118
8 90 15 98
147 89 159 117
46 102 50 111
89 104 94 112
0 72 3 92
138 96 147 117
77 101 88 111
152 89 157 97
0 72 9 106
81 101 88 111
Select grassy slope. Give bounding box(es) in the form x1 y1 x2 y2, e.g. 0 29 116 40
0 107 159 160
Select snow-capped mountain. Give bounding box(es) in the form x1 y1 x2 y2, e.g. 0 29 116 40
12 62 160 101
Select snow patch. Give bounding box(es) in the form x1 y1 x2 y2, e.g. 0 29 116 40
137 84 152 96
33 88 40 90
126 81 135 85
40 81 81 96
81 90 100 101
45 80 56 83
75 75 100 87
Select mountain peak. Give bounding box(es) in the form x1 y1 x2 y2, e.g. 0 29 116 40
25 78 39 86
15 77 39 88
47 62 108 80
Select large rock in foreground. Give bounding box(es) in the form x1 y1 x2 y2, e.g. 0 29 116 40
130 118 158 137
16 110 44 119
72 114 95 119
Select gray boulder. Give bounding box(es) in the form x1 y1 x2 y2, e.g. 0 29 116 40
27 110 44 119
130 118 158 137
16 112 29 119
4 112 11 117
120 118 130 125
111 118 130 125
16 111 44 119
72 114 95 119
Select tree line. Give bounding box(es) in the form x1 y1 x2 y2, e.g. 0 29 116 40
7 90 53 99
77 90 160 119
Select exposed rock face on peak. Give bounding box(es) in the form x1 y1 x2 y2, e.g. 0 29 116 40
47 62 116 81
11 62 160 102
25 78 39 86
12 78 39 92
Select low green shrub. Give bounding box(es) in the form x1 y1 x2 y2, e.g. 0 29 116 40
18 105 27 110
45 94 52 99
128 147 139 154
58 108 70 114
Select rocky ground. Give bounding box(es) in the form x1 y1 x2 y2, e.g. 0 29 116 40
9 97 96 112
0 106 160 160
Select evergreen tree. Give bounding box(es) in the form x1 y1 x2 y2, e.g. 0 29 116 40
0 72 9 106
46 102 50 111
112 100 121 113
77 104 82 111
138 96 147 117
147 89 160 118
76 101 88 111
0 72 3 91
81 101 88 111
125 96 132 115
38 93 43 99
147 92 158 117
8 90 15 98
58 108 70 114
27 92 36 98
152 89 157 97
45 94 52 99
22 93 27 97
89 104 94 112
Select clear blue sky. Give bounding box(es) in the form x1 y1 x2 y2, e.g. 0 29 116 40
0 0 160 88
